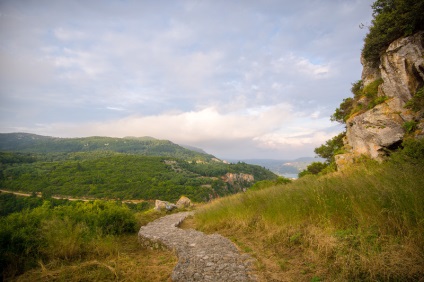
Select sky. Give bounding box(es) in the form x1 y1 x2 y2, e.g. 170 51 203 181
0 0 374 160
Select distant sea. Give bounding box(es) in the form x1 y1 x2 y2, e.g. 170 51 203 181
281 173 298 179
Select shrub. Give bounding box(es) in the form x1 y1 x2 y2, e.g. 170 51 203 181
332 79 387 124
331 98 354 123
394 138 424 162
362 0 424 66
314 132 345 163
403 120 418 134
0 200 137 280
250 177 292 191
405 86 424 112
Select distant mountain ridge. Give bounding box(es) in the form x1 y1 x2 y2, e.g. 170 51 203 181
0 133 215 161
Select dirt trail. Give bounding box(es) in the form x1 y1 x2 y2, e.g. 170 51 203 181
138 212 257 282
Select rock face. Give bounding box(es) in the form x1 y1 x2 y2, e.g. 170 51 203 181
221 173 254 185
155 200 177 211
176 196 191 209
155 197 192 211
339 31 424 165
380 32 424 102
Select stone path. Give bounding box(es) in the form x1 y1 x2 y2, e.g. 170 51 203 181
138 212 257 282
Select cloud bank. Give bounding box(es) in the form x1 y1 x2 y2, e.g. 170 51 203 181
0 0 373 159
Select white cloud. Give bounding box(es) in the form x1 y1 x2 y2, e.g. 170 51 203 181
272 54 332 79
0 0 373 159
253 130 337 149
54 27 86 41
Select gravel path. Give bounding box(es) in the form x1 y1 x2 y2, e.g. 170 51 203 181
138 212 257 282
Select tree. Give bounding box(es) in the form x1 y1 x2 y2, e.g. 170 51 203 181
331 98 354 123
298 162 328 178
362 0 424 65
314 132 345 163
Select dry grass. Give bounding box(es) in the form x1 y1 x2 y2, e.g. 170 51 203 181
12 234 177 282
8 209 180 282
195 158 424 281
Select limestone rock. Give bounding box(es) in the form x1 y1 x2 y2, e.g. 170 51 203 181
380 31 424 102
176 196 191 209
346 99 410 159
221 173 254 185
361 54 381 86
155 200 177 211
343 32 424 163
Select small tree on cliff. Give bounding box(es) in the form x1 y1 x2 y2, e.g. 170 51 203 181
298 132 346 177
314 132 345 163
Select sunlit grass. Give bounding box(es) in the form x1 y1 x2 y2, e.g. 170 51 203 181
2 206 177 281
195 158 424 281
13 235 177 282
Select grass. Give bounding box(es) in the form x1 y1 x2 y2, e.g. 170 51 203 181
12 235 177 282
6 209 178 282
194 157 424 281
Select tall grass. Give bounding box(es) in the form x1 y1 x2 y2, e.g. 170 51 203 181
196 156 424 281
1 201 177 281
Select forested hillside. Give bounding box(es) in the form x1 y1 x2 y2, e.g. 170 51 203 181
0 133 214 161
0 133 279 280
0 134 277 202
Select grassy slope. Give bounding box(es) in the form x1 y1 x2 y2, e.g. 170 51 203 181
13 234 177 282
195 156 424 281
3 206 179 282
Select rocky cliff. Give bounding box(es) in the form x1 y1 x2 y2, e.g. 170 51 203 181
336 32 424 168
221 173 254 192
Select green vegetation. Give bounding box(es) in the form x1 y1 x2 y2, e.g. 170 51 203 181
195 139 424 281
332 79 386 124
298 133 345 177
403 120 418 134
0 133 277 203
313 133 345 163
298 161 329 177
0 151 276 203
0 133 214 161
405 86 424 112
249 177 292 191
0 196 178 281
362 0 424 65
1 200 134 279
0 193 72 217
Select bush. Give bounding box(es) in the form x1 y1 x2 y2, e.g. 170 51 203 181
331 98 354 123
362 0 424 66
314 133 345 163
332 79 386 124
393 138 424 162
250 177 292 191
403 120 418 134
0 200 137 280
405 86 424 112
298 162 328 178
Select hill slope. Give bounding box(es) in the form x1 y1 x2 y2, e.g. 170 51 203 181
0 133 278 202
195 141 424 281
0 133 214 161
